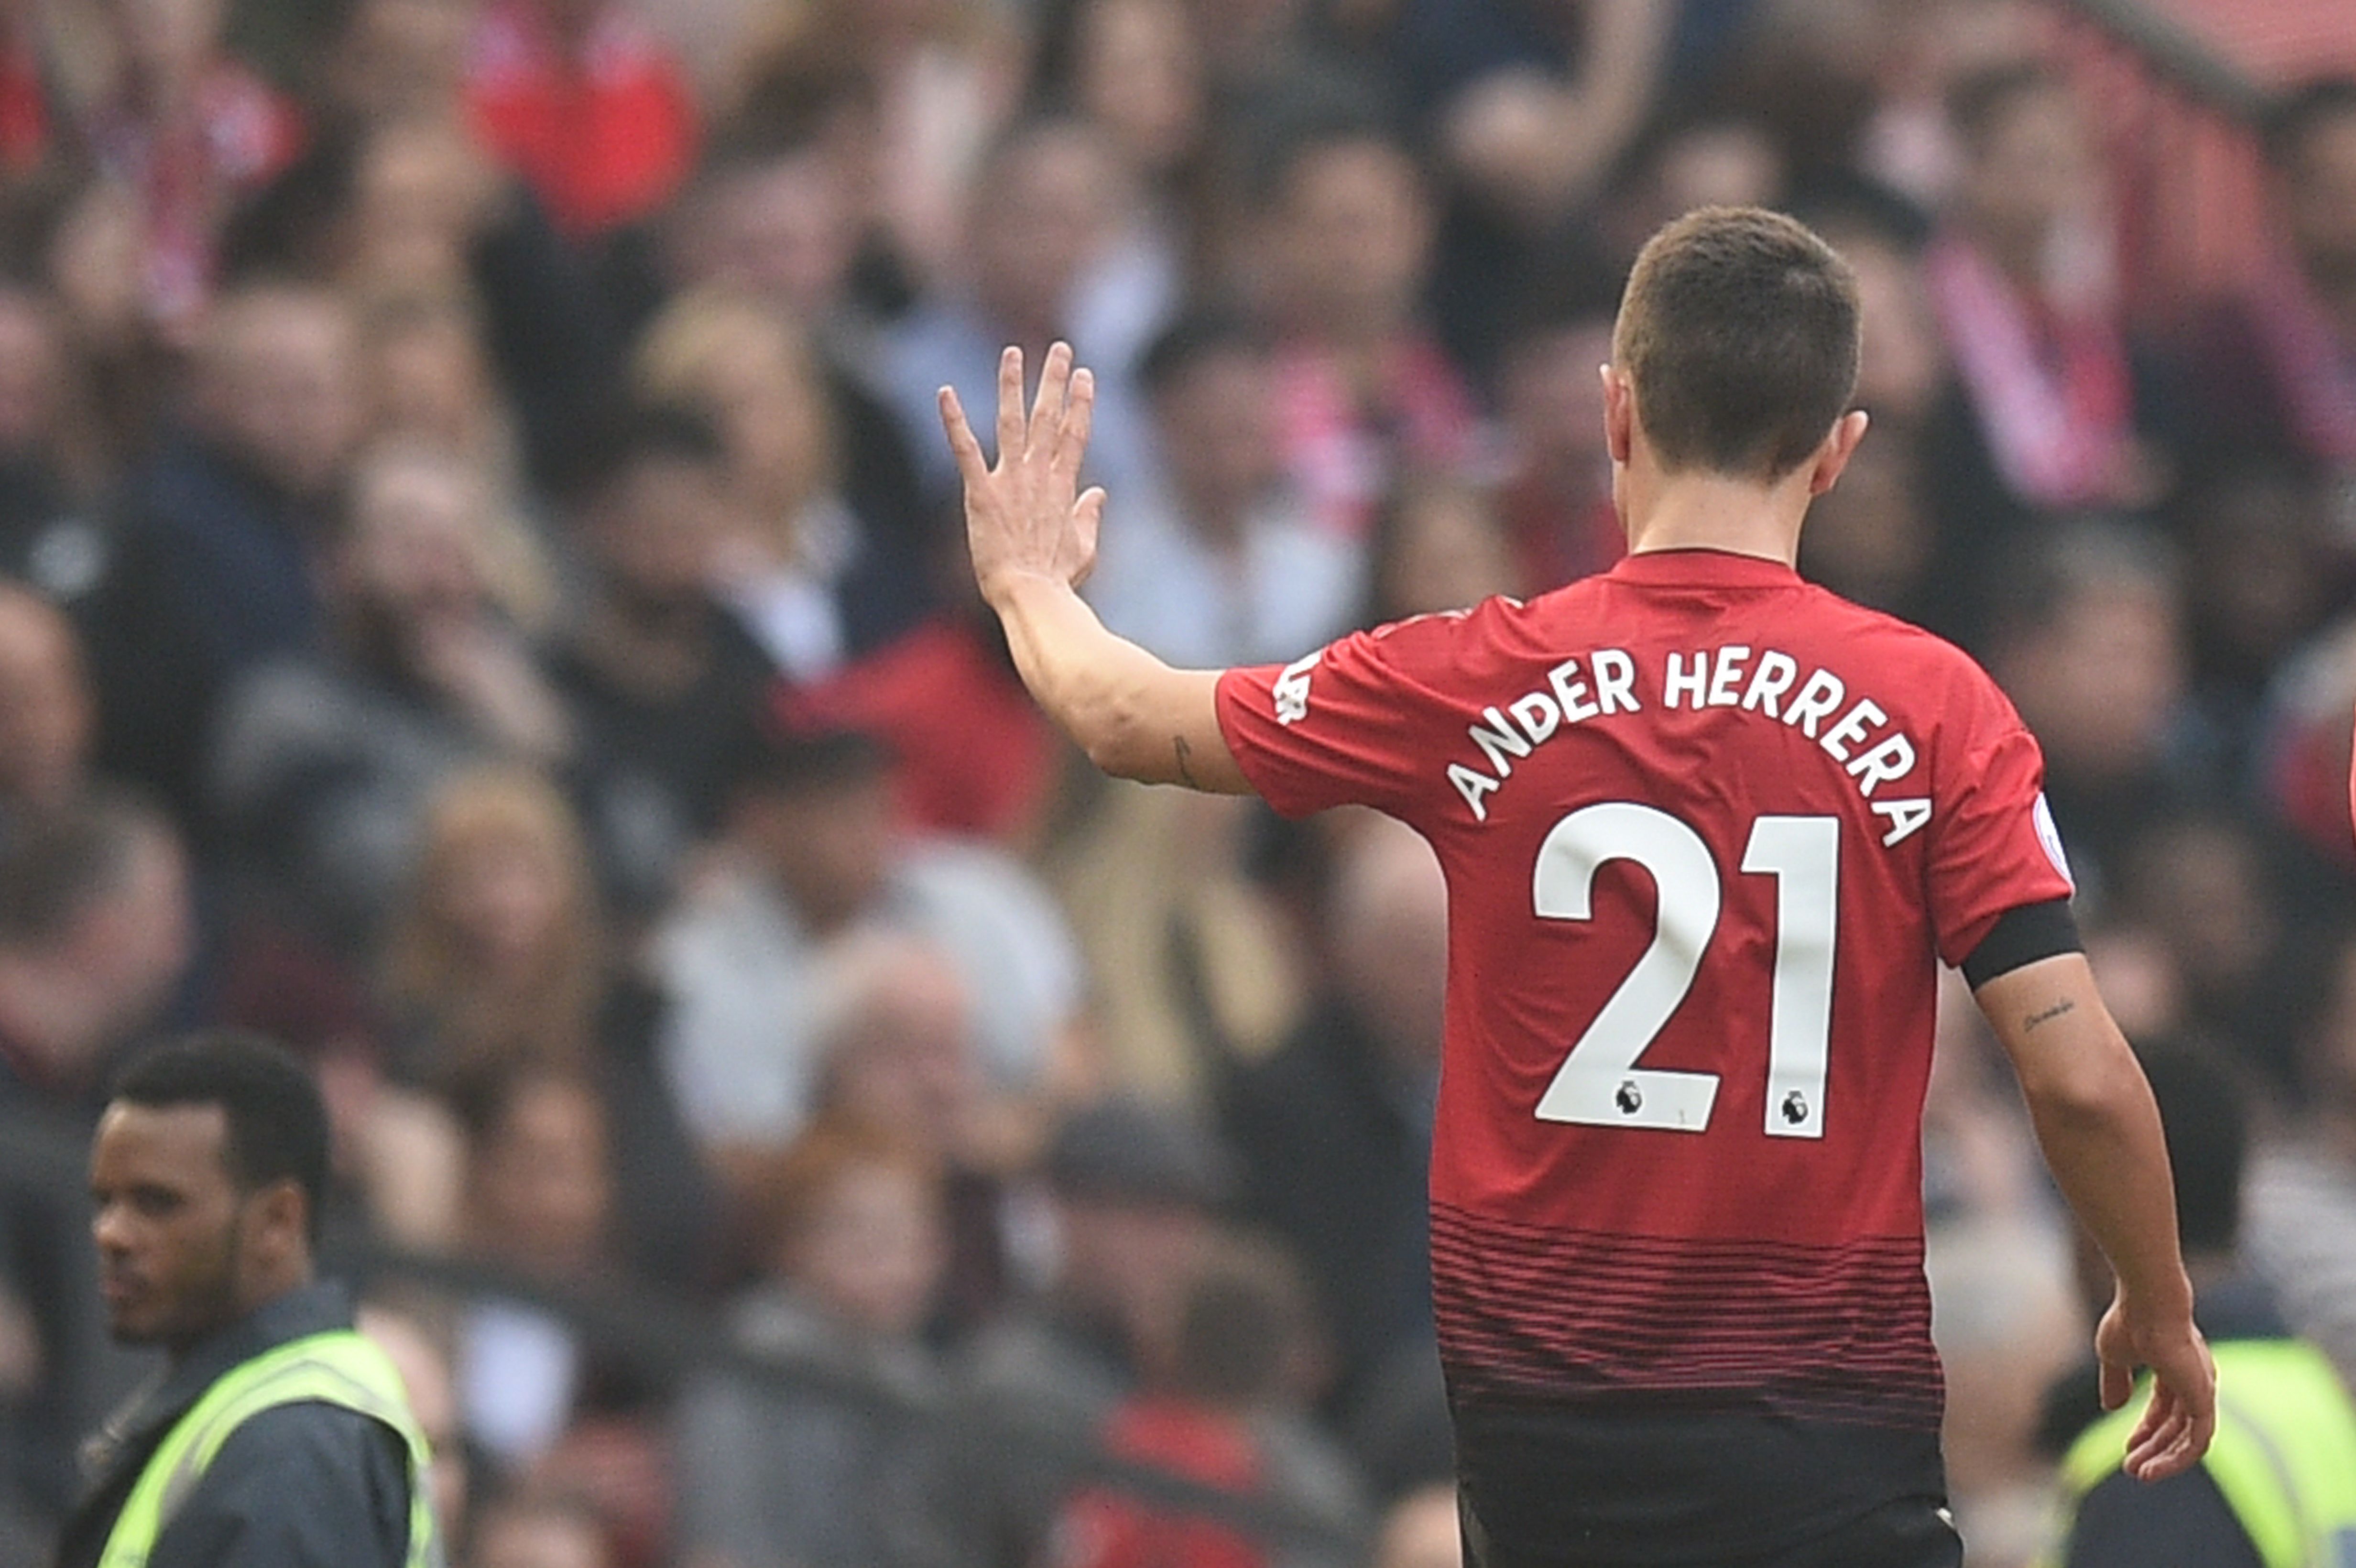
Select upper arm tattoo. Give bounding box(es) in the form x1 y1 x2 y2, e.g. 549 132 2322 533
2021 998 2077 1033
1173 734 1200 789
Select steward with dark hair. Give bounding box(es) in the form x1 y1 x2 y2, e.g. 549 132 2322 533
55 1032 439 1568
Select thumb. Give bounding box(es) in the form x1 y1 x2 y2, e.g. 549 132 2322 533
1069 486 1106 588
2099 1356 2132 1412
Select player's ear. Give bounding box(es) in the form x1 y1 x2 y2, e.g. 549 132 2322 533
1805 409 1870 498
1602 364 1635 465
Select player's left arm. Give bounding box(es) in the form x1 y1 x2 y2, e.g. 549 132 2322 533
939 343 1250 794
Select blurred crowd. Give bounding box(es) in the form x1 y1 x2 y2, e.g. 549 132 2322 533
0 0 2352 1563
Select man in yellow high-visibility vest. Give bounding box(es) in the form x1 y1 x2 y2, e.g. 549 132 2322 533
2041 1038 2356 1568
53 1032 439 1568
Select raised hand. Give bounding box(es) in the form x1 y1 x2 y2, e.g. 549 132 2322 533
939 342 1106 609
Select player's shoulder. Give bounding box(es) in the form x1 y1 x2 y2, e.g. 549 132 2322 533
1792 583 2015 709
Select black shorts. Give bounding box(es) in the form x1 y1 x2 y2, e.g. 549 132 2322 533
1460 1491 1964 1568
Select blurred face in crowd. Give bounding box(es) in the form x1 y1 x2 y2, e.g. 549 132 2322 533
1269 137 1433 343
1373 481 1517 620
371 302 498 452
1836 231 1945 427
351 121 498 294
1794 438 1930 615
784 1158 945 1338
1958 81 2100 267
0 291 60 454
736 772 896 932
820 946 982 1161
2280 107 2356 292
1329 817 1450 1067
197 289 367 503
431 825 569 983
2181 473 2331 683
971 125 1123 343
1074 0 1204 179
1501 317 1615 484
584 455 729 615
104 0 227 94
329 0 473 121
2121 820 2278 1008
89 1100 305 1353
696 325 833 518
1996 569 2181 788
336 448 492 638
1151 345 1281 534
676 152 861 319
469 1076 610 1273
1055 1191 1209 1359
0 588 91 809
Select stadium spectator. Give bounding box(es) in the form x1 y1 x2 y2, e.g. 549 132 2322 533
462 0 699 243
84 282 367 828
208 441 600 955
78 0 305 332
0 287 110 605
1358 473 1519 627
469 1487 616 1568
883 115 1155 505
1489 292 1622 598
674 1124 945 1568
1084 313 1362 670
2245 930 2356 1389
653 708 1083 1183
1220 815 1440 1409
1923 65 2170 546
542 407 769 874
895 1096 1231 1568
804 930 1022 1331
636 289 937 674
377 767 716 1286
2182 77 2356 475
0 586 93 823
1251 112 1477 544
1983 521 2192 900
0 794 193 1530
1051 1234 1365 1568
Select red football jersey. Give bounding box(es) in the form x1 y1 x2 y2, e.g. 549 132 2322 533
1216 548 2073 1555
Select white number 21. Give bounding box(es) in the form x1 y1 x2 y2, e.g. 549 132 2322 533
1531 803 1837 1138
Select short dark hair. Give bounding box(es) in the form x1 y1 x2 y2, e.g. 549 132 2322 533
550 401 728 510
111 1032 332 1245
1137 311 1266 398
2131 1036 2248 1256
1613 206 1860 478
2260 75 2356 172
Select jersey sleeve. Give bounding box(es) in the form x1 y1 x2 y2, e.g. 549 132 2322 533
1215 616 1462 821
1924 679 2077 969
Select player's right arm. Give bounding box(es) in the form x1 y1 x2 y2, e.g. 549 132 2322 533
1974 955 2215 1483
939 342 1250 795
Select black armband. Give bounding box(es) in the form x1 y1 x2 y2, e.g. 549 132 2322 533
1962 898 2083 989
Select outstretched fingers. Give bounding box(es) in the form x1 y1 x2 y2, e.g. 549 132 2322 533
997 345 1025 468
1029 341 1073 455
1054 367 1096 478
939 387 988 489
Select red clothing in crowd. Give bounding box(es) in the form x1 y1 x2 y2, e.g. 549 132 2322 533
1052 1399 1266 1568
464 0 698 240
790 618 1066 846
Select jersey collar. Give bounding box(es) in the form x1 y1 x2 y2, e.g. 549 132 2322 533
1608 548 1803 588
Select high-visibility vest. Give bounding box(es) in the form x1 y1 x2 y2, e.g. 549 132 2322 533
2045 1338 2356 1568
95 1328 441 1568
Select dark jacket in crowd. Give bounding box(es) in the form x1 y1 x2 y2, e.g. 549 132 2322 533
52 1282 409 1568
84 439 327 833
